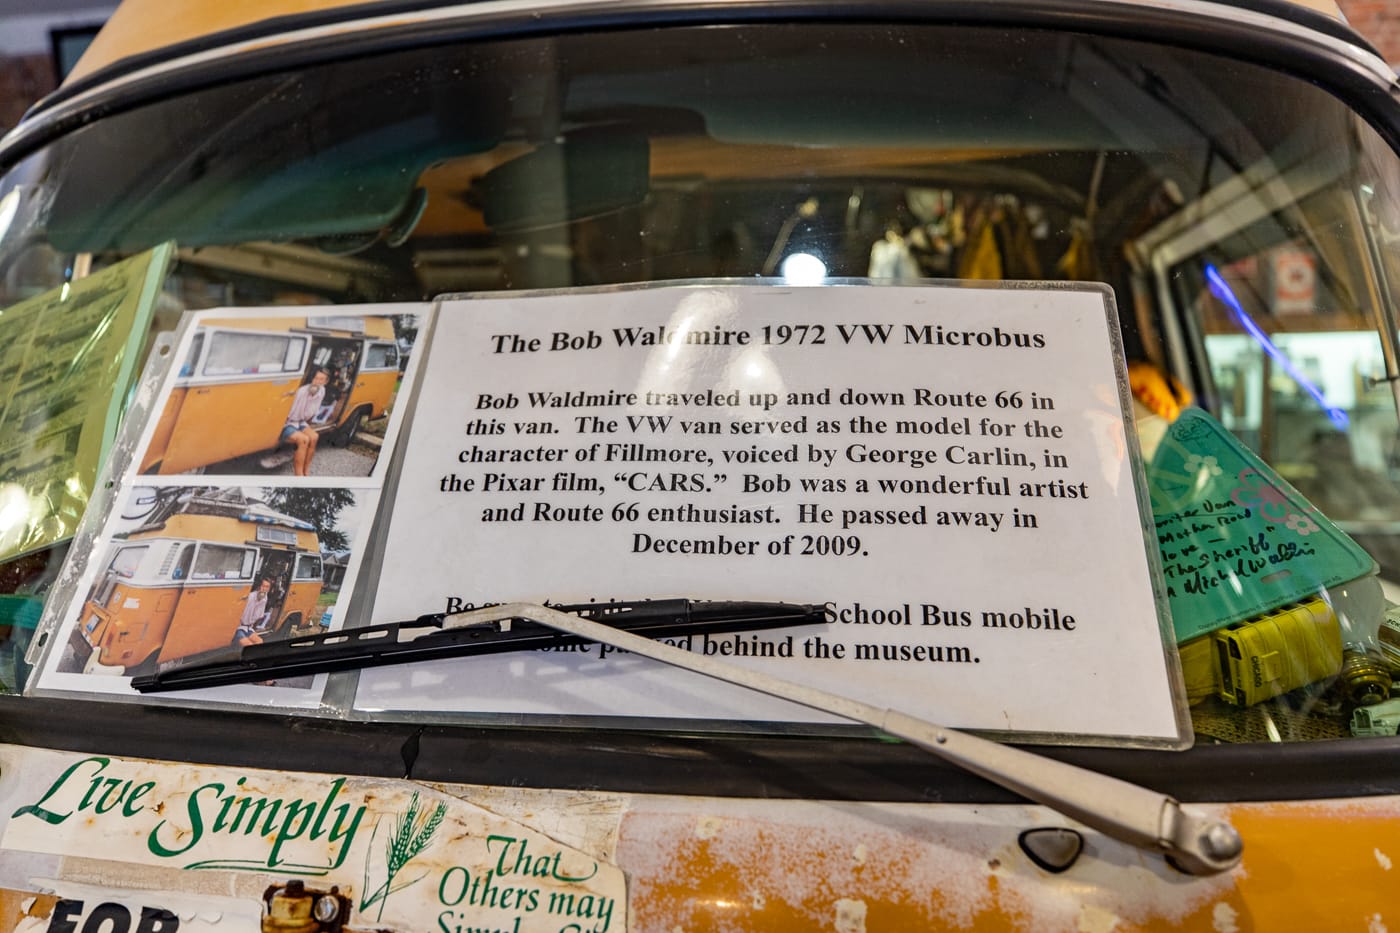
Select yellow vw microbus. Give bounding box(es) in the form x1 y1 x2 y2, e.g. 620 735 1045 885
140 314 401 474
73 492 323 674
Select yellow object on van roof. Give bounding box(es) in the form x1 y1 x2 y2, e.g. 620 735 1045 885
67 0 1347 84
69 0 397 82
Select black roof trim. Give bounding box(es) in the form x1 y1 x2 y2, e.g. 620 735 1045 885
39 0 1378 115
4 0 1393 172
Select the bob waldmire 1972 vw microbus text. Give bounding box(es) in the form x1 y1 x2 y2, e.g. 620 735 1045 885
359 282 1184 744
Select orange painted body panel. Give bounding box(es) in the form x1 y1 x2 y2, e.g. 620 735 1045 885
152 578 319 662
1226 801 1400 931
93 582 176 668
281 581 320 628
155 375 303 474
68 0 384 81
348 369 397 419
140 385 186 473
153 583 248 662
615 795 1400 931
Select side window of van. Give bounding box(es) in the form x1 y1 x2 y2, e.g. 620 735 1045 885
190 544 254 581
202 332 308 376
294 554 322 581
364 342 398 370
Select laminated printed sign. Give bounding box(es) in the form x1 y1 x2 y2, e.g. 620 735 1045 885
366 282 1184 745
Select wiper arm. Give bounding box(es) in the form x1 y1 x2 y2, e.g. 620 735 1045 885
133 599 1240 875
445 602 1243 878
130 599 825 693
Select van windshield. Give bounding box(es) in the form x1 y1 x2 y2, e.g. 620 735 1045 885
2 20 1400 751
108 546 149 579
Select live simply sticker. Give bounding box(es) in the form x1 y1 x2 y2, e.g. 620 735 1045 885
366 283 1181 744
0 746 626 933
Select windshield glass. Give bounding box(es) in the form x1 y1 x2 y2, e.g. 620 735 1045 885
3 20 1400 751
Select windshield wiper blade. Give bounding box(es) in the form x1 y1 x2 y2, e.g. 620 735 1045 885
130 600 1242 876
129 599 825 693
438 602 1243 878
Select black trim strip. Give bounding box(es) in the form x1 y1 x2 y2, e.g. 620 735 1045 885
40 0 1380 112
3 695 1398 802
4 0 1399 172
45 0 464 110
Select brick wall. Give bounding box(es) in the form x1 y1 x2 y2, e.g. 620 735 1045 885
0 53 55 135
1338 0 1400 64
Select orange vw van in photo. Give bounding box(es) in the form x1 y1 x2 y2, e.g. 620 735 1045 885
70 488 324 674
139 314 402 475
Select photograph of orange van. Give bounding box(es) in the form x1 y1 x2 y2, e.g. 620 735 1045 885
139 313 415 477
63 485 363 677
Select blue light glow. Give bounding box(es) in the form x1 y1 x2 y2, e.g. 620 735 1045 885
1204 264 1349 429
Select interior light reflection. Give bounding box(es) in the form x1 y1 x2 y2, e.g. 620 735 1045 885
723 345 785 402
1204 265 1348 429
0 188 18 244
0 483 33 553
665 315 694 363
781 253 827 285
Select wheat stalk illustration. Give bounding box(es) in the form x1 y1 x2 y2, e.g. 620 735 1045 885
360 791 449 919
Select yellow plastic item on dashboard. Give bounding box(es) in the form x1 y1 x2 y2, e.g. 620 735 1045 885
1177 634 1219 705
1215 599 1343 707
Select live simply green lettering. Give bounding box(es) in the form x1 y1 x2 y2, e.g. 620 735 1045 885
11 756 365 870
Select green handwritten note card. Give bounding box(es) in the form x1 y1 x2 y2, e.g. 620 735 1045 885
1148 409 1374 643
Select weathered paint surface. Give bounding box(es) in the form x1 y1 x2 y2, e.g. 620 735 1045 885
616 795 1400 932
1223 800 1400 932
2 745 1399 932
0 892 57 933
